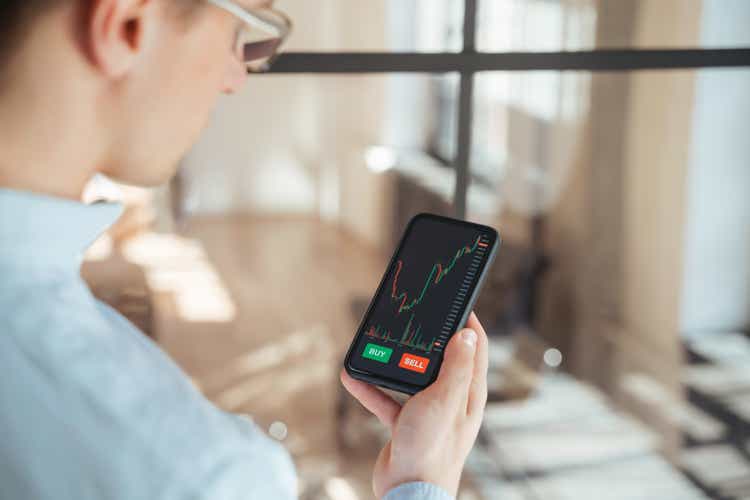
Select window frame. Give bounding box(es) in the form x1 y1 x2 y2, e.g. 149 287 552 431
267 0 750 219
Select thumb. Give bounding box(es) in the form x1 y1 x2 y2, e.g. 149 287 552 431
431 328 477 408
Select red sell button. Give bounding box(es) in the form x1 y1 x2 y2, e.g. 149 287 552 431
399 353 430 373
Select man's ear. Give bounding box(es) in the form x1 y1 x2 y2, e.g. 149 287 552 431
86 0 156 78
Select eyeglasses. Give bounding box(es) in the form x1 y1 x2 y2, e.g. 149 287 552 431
206 0 293 74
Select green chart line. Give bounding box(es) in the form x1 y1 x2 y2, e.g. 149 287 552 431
391 236 482 314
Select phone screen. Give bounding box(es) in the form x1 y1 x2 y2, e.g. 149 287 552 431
345 214 498 392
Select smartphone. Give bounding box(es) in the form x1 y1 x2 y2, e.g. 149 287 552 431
344 213 500 395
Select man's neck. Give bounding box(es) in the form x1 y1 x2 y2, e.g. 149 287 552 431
0 140 96 202
0 74 101 201
0 155 94 201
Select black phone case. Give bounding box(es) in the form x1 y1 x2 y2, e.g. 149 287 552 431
343 213 500 395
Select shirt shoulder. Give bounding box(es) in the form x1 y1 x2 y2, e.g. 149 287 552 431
383 482 454 500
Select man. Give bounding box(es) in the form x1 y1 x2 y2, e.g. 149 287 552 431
0 1 490 499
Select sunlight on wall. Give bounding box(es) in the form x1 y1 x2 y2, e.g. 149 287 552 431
200 324 334 412
83 233 113 262
198 326 328 393
121 233 237 323
324 477 361 500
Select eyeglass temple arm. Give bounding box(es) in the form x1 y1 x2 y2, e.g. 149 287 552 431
206 0 286 36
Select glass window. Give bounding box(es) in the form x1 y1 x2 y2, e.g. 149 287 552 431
129 2 750 499
280 0 464 53
462 68 750 498
477 0 750 52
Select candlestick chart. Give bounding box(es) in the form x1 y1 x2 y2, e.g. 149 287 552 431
364 235 489 353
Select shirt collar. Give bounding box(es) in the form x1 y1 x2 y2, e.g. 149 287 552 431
0 188 123 271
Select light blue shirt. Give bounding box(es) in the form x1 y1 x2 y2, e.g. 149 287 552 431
0 188 452 500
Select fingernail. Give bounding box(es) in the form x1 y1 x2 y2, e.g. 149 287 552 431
462 329 477 348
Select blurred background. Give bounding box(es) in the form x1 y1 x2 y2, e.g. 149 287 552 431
80 0 750 498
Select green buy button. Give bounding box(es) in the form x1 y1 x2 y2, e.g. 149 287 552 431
362 343 393 363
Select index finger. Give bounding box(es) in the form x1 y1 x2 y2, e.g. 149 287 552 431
429 326 477 411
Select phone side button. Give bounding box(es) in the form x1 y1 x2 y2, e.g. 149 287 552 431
398 353 430 373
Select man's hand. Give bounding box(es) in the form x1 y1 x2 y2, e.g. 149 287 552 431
340 312 488 498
